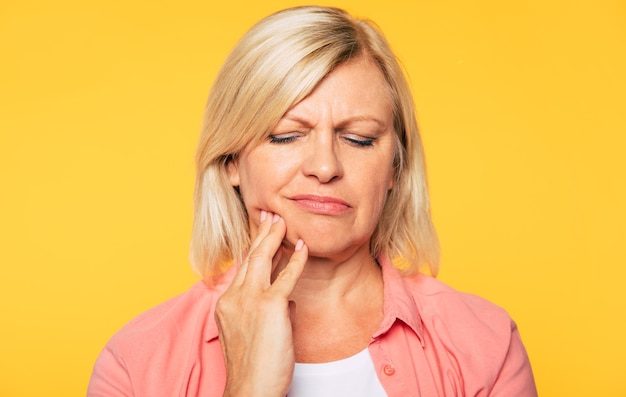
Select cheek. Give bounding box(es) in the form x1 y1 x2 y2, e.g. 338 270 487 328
238 174 265 208
369 187 390 222
364 163 395 216
237 158 279 210
237 172 270 235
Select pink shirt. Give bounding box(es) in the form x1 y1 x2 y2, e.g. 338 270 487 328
88 256 537 396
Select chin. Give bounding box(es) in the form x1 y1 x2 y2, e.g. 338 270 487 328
289 230 366 258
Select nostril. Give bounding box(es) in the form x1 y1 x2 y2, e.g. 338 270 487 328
302 146 343 183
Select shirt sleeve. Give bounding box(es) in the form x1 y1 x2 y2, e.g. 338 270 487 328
87 344 134 397
490 322 538 397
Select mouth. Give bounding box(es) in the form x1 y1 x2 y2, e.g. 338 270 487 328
288 194 352 215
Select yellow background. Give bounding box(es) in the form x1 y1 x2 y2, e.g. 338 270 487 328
1 0 624 395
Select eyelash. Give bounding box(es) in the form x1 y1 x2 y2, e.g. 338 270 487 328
269 134 375 147
345 137 374 147
269 135 299 144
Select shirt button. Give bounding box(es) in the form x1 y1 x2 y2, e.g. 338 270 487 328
383 364 395 376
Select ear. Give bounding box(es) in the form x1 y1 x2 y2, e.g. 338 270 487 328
226 157 240 187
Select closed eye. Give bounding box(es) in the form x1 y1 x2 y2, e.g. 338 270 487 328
269 134 300 144
344 136 375 147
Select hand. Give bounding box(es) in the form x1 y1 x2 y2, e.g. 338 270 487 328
216 211 308 397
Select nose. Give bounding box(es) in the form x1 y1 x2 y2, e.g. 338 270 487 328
302 132 343 183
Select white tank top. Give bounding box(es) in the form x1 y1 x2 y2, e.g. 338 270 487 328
287 348 388 397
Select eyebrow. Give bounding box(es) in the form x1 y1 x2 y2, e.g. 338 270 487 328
282 115 387 130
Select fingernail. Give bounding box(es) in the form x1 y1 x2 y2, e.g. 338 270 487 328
295 239 304 251
272 214 280 223
260 210 267 222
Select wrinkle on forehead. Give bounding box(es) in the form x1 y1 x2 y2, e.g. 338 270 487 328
276 57 394 132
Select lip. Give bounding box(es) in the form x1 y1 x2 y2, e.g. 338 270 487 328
288 194 352 215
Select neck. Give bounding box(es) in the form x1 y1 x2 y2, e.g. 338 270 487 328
272 244 383 308
278 244 385 363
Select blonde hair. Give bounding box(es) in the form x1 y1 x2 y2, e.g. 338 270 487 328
191 6 439 280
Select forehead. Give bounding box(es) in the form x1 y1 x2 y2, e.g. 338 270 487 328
281 57 394 125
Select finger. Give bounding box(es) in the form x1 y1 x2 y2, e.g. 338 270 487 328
247 210 273 253
269 239 307 297
271 248 284 274
288 299 297 323
232 210 273 287
243 214 287 287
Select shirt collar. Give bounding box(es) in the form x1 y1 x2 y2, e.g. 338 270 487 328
204 263 238 342
372 254 425 345
204 255 425 344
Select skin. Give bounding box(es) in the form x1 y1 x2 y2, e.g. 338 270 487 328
216 56 397 397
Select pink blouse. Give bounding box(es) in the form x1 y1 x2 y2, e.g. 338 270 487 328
88 256 537 396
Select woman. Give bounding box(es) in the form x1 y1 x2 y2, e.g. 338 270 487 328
88 6 537 397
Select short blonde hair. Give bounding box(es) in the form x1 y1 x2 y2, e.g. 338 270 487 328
191 6 439 280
